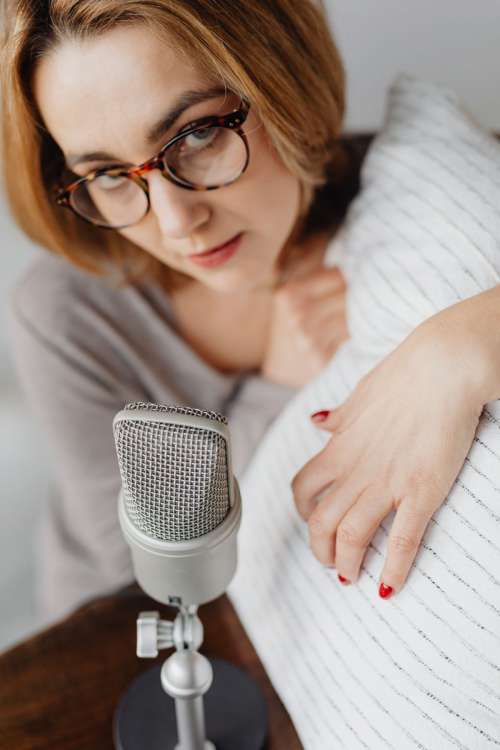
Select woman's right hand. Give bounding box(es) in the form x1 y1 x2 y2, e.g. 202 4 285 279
261 264 349 388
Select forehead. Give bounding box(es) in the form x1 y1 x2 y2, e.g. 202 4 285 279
33 23 210 160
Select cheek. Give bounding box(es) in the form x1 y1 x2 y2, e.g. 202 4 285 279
240 138 301 226
116 220 164 260
250 165 301 234
116 225 145 248
240 151 300 220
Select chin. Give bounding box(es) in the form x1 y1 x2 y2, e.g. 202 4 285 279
204 266 277 295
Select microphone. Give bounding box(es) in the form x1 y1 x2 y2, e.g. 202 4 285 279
112 401 242 607
112 401 267 750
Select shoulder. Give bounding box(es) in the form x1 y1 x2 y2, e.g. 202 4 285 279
9 252 120 330
6 252 180 391
6 251 171 342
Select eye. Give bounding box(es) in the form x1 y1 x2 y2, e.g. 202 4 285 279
92 173 129 191
180 127 219 152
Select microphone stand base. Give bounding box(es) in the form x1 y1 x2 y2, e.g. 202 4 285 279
113 656 268 750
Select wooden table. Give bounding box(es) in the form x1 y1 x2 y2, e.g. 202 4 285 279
0 585 302 749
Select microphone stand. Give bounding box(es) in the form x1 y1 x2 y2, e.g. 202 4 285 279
112 405 268 749
113 602 268 750
139 606 215 750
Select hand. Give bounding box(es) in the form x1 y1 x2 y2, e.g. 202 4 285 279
291 312 485 598
261 264 349 388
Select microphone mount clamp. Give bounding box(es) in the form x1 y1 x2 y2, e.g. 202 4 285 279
137 607 203 657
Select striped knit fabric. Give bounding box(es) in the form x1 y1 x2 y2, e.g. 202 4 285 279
228 75 500 749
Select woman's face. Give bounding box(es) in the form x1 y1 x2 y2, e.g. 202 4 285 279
33 24 302 295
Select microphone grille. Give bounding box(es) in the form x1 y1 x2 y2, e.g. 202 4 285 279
113 402 231 542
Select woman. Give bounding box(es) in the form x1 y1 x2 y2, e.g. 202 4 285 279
1 0 498 629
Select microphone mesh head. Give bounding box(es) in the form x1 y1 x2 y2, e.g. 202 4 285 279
113 402 231 542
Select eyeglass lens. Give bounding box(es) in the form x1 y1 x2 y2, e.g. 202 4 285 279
69 125 247 229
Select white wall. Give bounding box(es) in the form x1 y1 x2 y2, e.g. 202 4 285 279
325 0 500 133
0 189 39 377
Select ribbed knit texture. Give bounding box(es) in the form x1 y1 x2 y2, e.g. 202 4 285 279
228 76 500 749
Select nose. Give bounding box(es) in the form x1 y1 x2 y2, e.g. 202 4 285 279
146 169 211 239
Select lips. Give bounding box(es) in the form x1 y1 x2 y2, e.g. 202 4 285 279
187 233 243 268
189 233 241 257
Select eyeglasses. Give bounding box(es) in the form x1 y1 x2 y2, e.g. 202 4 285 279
53 96 251 230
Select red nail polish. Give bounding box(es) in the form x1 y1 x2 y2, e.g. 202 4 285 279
311 410 330 422
379 582 393 599
338 574 350 585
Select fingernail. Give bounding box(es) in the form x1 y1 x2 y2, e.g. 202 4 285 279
379 582 393 599
338 574 350 585
311 410 330 422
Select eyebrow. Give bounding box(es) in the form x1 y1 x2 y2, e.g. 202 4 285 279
65 85 229 169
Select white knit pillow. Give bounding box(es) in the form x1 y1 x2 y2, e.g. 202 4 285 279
228 76 500 750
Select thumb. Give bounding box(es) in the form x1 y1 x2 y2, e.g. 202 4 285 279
310 407 341 431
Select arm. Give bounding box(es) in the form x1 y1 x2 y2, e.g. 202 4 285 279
433 285 500 404
6 286 189 622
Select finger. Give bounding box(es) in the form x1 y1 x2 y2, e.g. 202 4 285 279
334 488 393 584
297 315 347 364
292 441 343 519
303 328 349 373
309 405 345 432
317 319 350 355
378 496 433 597
300 266 346 296
318 332 349 366
307 475 367 566
302 292 346 331
311 385 364 434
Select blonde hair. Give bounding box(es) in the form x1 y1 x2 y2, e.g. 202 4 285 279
1 0 347 292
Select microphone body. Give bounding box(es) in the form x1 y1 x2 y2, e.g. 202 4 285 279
113 402 241 607
117 481 241 606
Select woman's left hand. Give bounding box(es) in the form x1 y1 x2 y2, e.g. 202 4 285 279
291 307 488 599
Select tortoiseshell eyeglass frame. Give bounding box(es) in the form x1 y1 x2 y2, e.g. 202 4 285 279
52 96 251 229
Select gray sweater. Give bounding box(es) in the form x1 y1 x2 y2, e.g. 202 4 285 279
7 252 297 622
